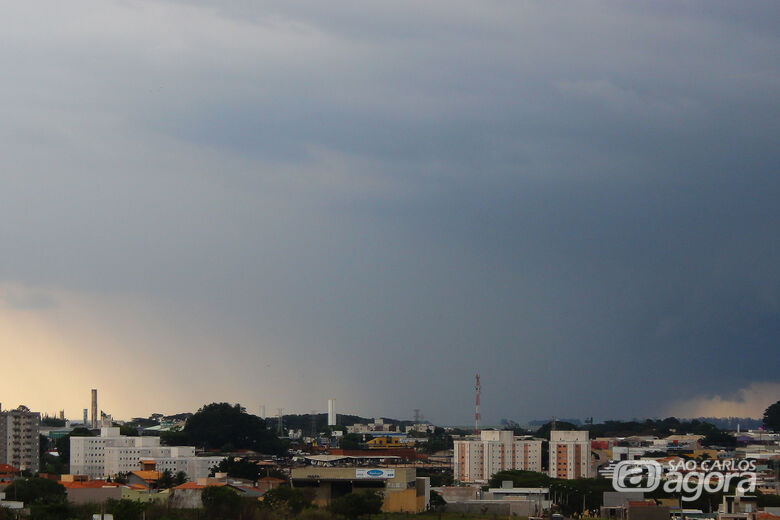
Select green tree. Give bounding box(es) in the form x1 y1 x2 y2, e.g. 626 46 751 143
262 486 311 516
41 417 66 427
119 424 139 436
156 469 174 489
703 430 736 447
160 430 192 446
173 470 188 486
106 498 147 520
201 485 242 519
39 435 69 475
420 427 453 454
329 490 383 520
215 457 261 481
4 478 67 505
488 470 550 489
534 421 580 439
764 400 780 432
184 403 285 454
429 490 447 511
339 433 364 450
29 502 70 520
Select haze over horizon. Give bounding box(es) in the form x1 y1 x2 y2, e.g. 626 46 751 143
1 1 778 425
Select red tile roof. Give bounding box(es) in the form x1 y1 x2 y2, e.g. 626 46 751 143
130 470 162 483
59 480 122 489
173 482 227 490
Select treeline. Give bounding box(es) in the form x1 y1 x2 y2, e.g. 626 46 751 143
514 418 738 447
0 477 384 520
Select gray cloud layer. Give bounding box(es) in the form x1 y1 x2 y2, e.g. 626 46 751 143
1 1 778 423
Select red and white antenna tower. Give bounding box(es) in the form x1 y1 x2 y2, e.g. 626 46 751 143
475 373 481 434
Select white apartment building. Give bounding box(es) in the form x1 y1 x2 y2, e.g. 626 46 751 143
346 418 395 434
405 423 436 434
549 430 591 479
0 406 41 473
71 427 222 480
454 430 542 483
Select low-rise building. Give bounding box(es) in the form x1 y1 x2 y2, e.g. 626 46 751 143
291 467 429 513
70 427 223 480
346 419 396 434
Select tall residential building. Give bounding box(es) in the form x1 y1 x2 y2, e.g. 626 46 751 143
0 406 41 473
70 427 222 479
454 430 542 483
549 430 591 479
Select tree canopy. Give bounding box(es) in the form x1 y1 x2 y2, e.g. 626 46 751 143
4 478 66 505
183 402 285 454
339 433 365 450
214 457 262 481
201 485 242 519
329 490 383 520
764 400 780 432
262 486 312 516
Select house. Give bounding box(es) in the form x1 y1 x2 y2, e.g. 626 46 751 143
127 470 162 489
0 465 20 484
256 477 285 493
170 482 228 509
58 478 123 504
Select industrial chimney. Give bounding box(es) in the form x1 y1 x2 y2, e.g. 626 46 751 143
91 389 98 429
328 399 336 426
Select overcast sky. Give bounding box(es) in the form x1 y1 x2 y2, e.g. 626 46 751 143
1 1 778 425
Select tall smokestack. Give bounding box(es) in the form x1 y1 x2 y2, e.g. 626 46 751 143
83 408 88 425
91 389 98 428
328 399 336 426
259 405 266 419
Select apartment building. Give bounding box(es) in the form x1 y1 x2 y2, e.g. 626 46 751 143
549 430 591 479
0 406 41 473
71 427 222 480
454 430 542 483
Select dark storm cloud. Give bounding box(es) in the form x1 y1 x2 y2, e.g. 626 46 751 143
0 1 777 422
